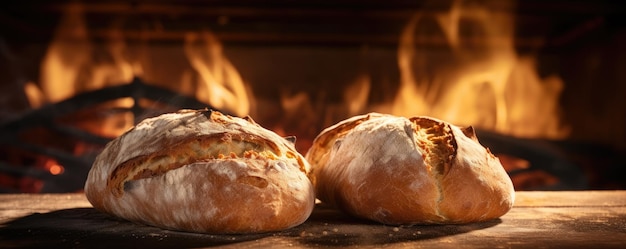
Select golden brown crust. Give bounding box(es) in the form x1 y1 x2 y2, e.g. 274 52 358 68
305 113 515 225
305 113 386 187
84 109 315 234
106 132 283 198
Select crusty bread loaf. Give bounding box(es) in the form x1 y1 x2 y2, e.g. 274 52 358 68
84 109 315 234
306 113 515 225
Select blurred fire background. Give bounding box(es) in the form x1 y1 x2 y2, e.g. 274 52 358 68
0 0 625 193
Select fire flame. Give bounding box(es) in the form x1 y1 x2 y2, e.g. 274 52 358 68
274 0 569 142
390 0 569 138
34 3 136 138
12 0 575 192
26 3 252 138
27 0 569 142
183 31 251 117
18 2 252 192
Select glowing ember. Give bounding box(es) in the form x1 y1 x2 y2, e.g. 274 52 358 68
49 165 64 176
43 159 64 176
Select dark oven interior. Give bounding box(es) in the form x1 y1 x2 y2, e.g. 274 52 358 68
1 0 625 193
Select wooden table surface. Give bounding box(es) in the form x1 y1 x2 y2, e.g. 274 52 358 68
1 191 625 248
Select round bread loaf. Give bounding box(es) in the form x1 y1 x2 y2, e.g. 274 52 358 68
306 113 515 225
84 109 315 234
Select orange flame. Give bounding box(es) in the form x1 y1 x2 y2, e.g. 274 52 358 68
183 31 251 117
25 3 251 139
389 0 569 138
24 0 568 147
343 74 371 116
38 3 90 103
30 3 136 138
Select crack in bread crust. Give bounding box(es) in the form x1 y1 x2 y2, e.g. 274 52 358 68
84 109 316 234
305 112 514 225
409 117 457 219
107 133 281 197
409 117 457 177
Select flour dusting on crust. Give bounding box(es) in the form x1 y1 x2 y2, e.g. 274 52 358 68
84 109 315 234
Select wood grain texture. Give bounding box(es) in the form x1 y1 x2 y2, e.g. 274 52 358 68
1 191 625 248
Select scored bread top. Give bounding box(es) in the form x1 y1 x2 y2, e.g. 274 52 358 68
305 112 515 224
83 109 315 233
86 109 309 200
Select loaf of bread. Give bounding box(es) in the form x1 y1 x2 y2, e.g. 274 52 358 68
306 113 515 225
84 109 315 234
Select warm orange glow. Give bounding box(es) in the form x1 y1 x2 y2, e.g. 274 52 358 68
343 75 371 116
32 3 137 138
387 0 569 139
39 4 138 99
497 154 530 172
39 3 89 103
44 159 65 176
49 165 64 175
183 31 251 117
27 3 252 140
272 0 569 145
23 81 46 108
24 0 569 153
